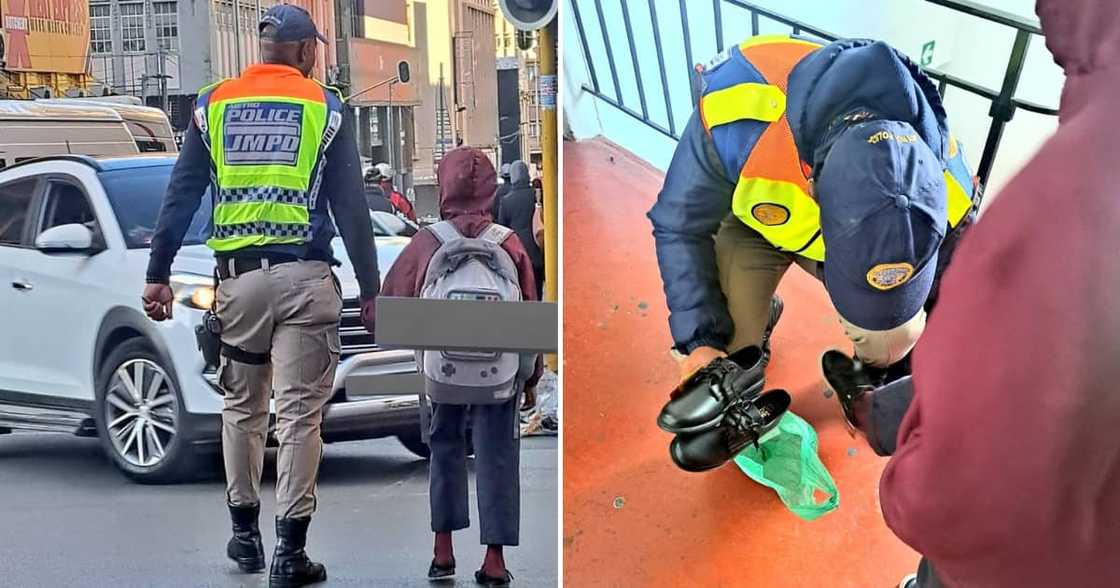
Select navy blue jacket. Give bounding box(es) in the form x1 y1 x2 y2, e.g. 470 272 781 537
648 39 960 353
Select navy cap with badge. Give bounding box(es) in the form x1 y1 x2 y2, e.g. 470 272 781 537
259 4 327 43
816 119 948 331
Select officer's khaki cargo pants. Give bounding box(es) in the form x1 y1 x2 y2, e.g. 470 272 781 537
215 259 342 519
714 215 925 366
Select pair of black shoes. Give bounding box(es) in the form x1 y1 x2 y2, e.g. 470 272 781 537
658 344 791 472
227 504 327 588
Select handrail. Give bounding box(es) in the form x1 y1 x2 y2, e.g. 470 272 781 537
569 0 1060 186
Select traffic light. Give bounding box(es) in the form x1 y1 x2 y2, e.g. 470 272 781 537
498 0 557 31
516 30 535 51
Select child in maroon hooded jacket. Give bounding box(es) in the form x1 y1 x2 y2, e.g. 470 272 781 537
382 147 538 585
831 1 1120 586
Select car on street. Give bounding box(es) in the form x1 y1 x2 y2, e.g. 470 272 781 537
0 154 426 483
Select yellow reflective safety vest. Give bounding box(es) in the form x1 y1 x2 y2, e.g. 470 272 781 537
698 35 976 261
193 64 343 252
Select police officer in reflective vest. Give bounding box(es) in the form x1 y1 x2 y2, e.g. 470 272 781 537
142 6 378 586
650 36 979 469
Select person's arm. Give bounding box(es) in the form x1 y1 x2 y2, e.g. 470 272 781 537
145 117 211 284
324 115 380 301
646 111 737 354
381 230 438 298
501 231 538 302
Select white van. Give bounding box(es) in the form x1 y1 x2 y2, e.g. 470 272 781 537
36 98 178 153
0 101 140 168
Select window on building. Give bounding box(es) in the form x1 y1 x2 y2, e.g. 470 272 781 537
153 2 179 51
120 2 146 53
90 3 112 54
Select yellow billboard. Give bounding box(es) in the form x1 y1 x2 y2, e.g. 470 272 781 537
2 0 89 74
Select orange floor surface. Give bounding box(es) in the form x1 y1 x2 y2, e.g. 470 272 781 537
563 139 920 587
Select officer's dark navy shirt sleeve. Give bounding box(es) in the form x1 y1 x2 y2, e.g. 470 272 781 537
647 111 737 353
324 113 380 300
146 117 210 284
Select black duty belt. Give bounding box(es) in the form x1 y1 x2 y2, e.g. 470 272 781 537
216 254 300 280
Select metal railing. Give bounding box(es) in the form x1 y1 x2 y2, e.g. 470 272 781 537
569 0 1060 186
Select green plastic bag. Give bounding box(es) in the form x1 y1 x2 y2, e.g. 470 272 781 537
733 411 840 521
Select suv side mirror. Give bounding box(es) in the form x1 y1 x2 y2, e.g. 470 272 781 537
35 223 100 254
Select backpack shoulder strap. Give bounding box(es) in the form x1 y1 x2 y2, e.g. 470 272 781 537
479 223 513 245
427 221 463 245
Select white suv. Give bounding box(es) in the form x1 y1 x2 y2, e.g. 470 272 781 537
0 155 425 483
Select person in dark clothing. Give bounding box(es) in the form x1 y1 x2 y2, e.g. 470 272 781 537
498 160 547 410
382 147 540 586
830 1 1120 586
363 167 394 214
492 162 512 220
375 162 418 222
497 160 544 298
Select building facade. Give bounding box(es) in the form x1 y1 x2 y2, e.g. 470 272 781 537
1 0 92 98
342 0 419 192
412 0 498 187
494 4 542 167
87 0 335 131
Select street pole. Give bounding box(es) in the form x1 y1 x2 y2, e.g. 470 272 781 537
232 0 242 75
158 48 168 113
539 20 558 370
388 81 395 183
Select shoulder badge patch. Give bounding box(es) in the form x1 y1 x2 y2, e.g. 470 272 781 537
751 203 790 226
866 263 915 291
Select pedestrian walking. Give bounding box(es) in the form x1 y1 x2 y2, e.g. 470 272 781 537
375 162 418 221
382 147 540 587
364 167 394 214
141 6 378 586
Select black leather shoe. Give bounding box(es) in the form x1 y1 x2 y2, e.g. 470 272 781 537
269 517 327 588
669 389 791 472
821 350 876 434
227 503 265 573
657 346 765 434
474 569 513 586
429 557 456 579
760 296 784 366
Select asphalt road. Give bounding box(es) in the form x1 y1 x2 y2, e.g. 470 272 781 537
0 432 558 587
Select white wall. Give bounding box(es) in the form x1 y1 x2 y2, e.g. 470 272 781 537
562 0 1064 197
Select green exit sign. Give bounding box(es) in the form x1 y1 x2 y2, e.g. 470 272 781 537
921 40 936 67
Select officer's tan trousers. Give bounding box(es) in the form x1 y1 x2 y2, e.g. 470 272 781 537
714 215 925 367
215 259 342 519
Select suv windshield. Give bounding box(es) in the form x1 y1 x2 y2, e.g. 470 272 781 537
99 166 211 248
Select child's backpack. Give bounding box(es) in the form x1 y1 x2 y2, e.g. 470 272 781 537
418 221 523 404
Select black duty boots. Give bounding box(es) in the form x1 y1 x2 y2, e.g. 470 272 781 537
269 517 327 588
227 503 265 573
669 389 791 472
658 345 767 434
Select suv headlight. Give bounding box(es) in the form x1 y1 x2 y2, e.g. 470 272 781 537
170 274 215 311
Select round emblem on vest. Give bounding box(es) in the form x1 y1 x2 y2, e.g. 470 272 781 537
750 203 790 226
866 262 915 291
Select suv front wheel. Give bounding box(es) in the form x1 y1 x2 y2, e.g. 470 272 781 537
95 338 198 483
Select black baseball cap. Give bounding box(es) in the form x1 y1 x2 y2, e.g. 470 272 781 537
259 4 327 43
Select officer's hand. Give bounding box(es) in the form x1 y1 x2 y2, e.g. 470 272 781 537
359 296 376 336
676 345 727 387
142 283 174 321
